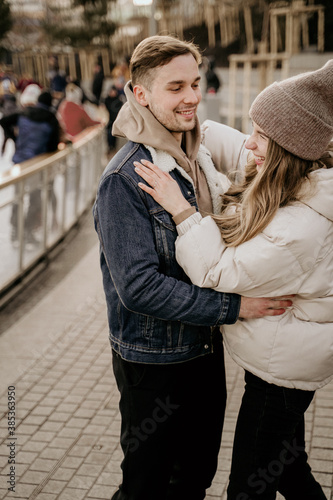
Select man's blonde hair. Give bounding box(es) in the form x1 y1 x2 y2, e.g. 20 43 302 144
130 35 202 89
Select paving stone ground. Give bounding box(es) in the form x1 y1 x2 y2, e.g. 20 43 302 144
0 211 332 500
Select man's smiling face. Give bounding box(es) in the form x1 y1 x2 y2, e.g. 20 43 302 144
133 53 202 143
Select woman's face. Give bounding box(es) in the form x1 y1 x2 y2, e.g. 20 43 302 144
245 121 269 172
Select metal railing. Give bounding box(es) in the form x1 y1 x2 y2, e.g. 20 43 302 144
0 126 106 296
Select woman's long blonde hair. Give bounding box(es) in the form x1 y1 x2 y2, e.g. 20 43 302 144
213 139 321 247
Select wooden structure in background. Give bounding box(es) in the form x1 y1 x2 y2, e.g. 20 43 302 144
226 0 325 133
228 52 290 133
270 1 325 54
218 3 241 48
204 0 255 49
8 0 326 125
11 47 111 87
243 4 255 54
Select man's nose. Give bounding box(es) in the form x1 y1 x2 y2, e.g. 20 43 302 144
183 87 200 104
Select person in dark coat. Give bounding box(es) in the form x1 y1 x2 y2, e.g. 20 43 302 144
12 91 60 164
92 63 104 105
0 94 18 155
205 58 221 94
4 91 61 246
0 84 42 155
103 85 124 153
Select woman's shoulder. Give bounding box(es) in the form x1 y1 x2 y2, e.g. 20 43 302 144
200 120 249 175
265 202 331 250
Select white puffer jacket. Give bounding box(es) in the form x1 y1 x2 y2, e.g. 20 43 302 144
176 126 333 391
201 119 249 177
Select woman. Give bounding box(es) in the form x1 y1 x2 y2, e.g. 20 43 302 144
134 60 333 499
57 83 100 141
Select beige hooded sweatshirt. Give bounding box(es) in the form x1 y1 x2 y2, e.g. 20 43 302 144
112 82 213 216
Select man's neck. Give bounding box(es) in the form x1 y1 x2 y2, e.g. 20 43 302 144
171 131 183 146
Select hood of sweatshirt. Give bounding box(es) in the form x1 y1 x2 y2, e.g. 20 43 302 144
112 81 201 174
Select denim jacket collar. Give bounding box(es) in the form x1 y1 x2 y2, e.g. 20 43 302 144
145 143 223 214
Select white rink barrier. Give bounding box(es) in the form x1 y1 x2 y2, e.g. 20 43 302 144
0 126 106 296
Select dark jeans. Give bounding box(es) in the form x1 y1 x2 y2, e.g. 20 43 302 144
227 371 327 500
111 332 226 500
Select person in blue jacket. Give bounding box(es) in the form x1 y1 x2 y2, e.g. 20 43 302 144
3 91 61 247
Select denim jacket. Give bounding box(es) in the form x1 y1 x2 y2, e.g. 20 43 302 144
93 141 240 364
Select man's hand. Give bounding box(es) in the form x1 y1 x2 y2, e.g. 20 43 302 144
239 295 294 319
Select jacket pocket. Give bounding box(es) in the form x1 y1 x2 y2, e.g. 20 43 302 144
140 315 183 349
152 209 175 231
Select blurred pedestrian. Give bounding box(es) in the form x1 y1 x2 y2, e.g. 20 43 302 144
1 84 43 154
92 62 104 105
12 89 59 163
46 55 59 83
67 78 94 105
0 67 18 119
9 90 61 247
57 83 101 141
16 73 41 93
0 78 20 156
0 94 18 155
0 66 17 97
49 60 68 109
111 58 130 102
1 84 41 244
103 85 123 154
205 57 221 94
19 83 42 108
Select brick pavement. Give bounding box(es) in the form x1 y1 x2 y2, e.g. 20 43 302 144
0 239 332 499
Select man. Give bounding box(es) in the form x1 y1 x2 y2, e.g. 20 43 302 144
93 35 291 500
92 62 104 105
102 85 124 154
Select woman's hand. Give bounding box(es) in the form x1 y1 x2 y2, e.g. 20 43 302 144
134 159 192 217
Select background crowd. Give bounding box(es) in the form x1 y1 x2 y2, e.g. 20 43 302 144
0 54 130 166
0 54 129 251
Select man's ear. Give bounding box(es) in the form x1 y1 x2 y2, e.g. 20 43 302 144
133 84 149 107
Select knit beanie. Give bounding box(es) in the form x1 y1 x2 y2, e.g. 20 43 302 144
249 59 333 160
20 83 41 107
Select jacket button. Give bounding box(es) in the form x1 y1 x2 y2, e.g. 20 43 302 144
204 344 209 349
187 191 191 195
